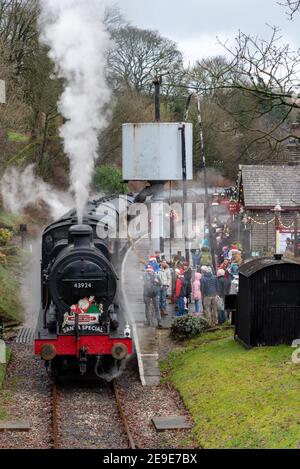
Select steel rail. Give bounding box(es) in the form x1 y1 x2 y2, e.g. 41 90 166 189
111 379 136 449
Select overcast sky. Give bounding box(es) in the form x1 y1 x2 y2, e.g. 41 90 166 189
117 0 300 64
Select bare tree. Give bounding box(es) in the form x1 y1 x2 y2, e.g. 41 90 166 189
188 26 300 156
0 0 39 74
103 3 127 31
279 0 300 18
107 26 184 93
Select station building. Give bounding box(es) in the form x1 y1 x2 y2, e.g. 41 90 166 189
238 165 300 257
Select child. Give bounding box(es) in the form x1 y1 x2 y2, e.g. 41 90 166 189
175 269 185 317
192 272 202 315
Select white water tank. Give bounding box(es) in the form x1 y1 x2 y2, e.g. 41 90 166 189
122 123 193 181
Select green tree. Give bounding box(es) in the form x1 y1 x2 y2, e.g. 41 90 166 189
94 165 128 194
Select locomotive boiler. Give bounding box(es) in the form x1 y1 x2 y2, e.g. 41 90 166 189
34 195 134 381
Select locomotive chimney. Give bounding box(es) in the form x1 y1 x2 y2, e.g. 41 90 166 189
69 224 93 248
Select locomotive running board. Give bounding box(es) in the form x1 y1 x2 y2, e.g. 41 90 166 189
16 327 35 344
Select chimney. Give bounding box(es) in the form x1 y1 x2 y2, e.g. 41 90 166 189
68 225 93 248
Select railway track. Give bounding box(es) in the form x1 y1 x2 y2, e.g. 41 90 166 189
111 379 136 449
50 378 136 449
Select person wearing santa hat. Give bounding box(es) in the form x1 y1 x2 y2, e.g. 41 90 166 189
145 255 160 273
229 244 242 264
175 269 187 317
143 265 162 327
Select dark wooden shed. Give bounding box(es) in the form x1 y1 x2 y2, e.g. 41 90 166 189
236 255 300 347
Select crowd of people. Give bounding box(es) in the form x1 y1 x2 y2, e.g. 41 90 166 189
143 233 243 328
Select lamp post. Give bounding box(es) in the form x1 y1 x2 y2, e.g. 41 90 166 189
242 213 249 228
242 213 253 258
273 201 283 255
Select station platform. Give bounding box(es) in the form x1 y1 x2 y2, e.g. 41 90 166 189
121 237 176 386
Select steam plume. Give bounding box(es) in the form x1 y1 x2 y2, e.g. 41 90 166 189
39 0 111 222
1 165 72 220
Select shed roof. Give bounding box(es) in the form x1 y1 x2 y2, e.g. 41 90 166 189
239 256 300 278
239 165 300 209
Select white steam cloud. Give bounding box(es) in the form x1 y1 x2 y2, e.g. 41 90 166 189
1 165 72 220
39 0 111 223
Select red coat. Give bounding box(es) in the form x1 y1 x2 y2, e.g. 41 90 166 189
175 278 183 299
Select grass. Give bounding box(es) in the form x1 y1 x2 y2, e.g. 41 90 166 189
0 348 11 420
0 210 19 230
7 131 30 143
162 329 300 449
0 264 21 323
0 209 22 324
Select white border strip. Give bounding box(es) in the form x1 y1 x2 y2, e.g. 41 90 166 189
121 235 148 386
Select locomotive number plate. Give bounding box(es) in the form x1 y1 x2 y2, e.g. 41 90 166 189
73 282 93 289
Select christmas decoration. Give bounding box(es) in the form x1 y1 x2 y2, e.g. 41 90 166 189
63 297 105 327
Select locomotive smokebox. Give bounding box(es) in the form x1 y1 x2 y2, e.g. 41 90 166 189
48 223 117 315
68 224 93 248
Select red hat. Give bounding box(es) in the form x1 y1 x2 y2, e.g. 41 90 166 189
146 265 154 271
149 255 156 261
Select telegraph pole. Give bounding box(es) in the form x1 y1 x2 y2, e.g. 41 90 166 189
196 95 216 272
153 76 161 122
151 76 163 255
180 123 189 262
184 93 216 270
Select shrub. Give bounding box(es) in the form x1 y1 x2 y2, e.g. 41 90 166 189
170 315 209 341
94 165 128 194
0 229 13 246
0 264 21 322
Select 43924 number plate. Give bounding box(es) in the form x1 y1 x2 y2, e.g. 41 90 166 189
73 282 93 289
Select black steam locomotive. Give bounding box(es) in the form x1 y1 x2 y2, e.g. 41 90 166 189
34 195 134 381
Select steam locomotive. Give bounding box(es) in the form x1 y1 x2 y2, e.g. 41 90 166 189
34 195 134 381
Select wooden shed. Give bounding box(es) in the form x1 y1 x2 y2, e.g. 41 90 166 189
236 255 300 347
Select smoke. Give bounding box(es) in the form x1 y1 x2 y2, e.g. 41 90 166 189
20 238 42 328
195 168 235 188
39 0 111 223
1 165 72 220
